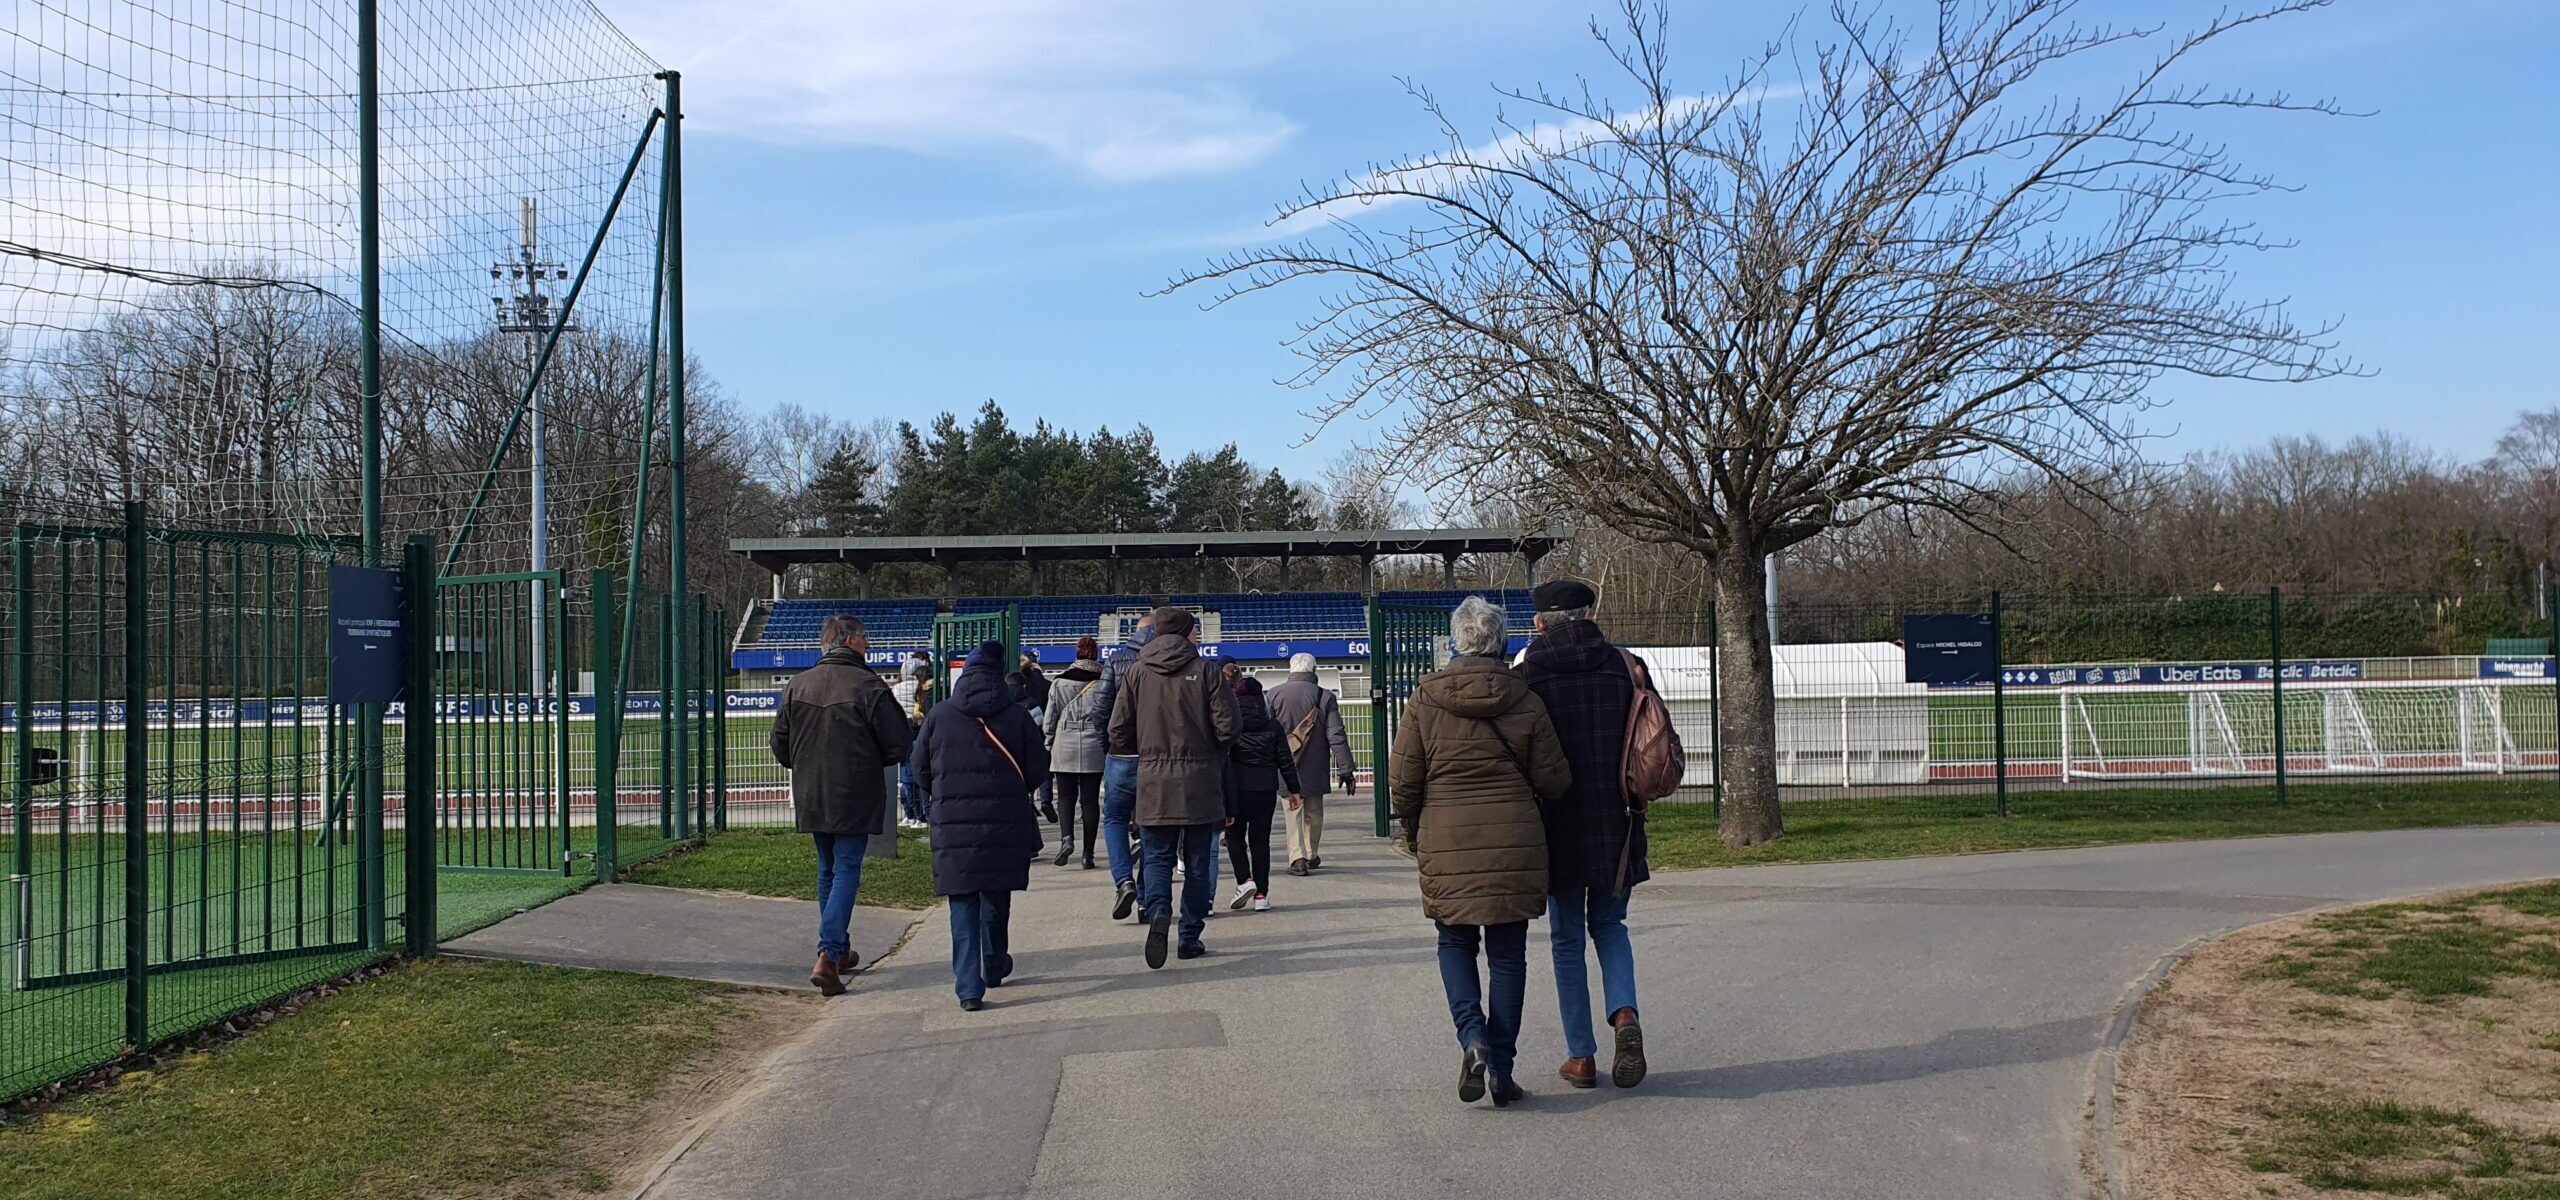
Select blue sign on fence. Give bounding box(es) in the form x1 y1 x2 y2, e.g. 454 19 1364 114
327 566 406 705
2481 657 2556 680
1903 614 1997 685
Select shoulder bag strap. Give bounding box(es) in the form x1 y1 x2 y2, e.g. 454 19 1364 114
975 718 1028 790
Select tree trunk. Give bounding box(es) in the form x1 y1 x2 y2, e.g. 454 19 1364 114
1714 551 1784 847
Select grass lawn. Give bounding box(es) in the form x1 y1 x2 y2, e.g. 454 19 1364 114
0 958 778 1200
626 826 937 909
2117 880 2560 1198
1644 778 2560 869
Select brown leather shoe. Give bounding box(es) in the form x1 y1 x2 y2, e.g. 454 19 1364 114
1610 1010 1647 1088
809 951 847 997
1559 1056 1598 1089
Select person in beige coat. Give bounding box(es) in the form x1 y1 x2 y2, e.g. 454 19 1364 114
1391 596 1571 1106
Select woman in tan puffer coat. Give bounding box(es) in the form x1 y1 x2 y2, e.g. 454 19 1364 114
1390 596 1571 1107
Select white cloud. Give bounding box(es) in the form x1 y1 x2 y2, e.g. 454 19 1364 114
615 0 1300 181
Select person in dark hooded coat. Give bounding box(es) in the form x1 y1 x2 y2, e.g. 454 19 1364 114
913 640 1052 1009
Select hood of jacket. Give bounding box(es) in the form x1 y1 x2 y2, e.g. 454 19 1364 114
1522 617 1614 674
1139 634 1200 676
1417 654 1533 719
951 641 1015 718
1236 690 1273 730
1058 659 1101 682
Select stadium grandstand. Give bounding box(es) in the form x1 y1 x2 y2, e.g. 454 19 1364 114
726 528 1565 684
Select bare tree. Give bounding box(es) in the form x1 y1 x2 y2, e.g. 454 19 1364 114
1168 0 2354 845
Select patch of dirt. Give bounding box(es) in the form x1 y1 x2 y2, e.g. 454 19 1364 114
436 987 823 1200
2113 884 2560 1199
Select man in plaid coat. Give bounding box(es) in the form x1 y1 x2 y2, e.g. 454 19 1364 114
1511 577 1653 1092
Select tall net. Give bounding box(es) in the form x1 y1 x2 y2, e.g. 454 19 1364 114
1 0 674 580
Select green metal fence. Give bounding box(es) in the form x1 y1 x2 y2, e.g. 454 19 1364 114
431 572 570 874
1365 599 1446 837
4 502 400 1100
1350 588 2560 834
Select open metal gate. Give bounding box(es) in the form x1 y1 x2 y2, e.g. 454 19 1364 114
430 571 569 874
1365 599 1446 836
930 605 1019 703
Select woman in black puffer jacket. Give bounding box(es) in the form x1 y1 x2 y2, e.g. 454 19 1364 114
1223 677 1303 912
914 641 1052 1010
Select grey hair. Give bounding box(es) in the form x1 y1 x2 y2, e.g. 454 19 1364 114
1288 652 1318 674
1538 604 1596 626
1449 595 1508 658
820 614 867 649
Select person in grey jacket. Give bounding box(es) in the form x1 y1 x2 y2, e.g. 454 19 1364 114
1106 607 1237 968
1266 652 1357 875
1043 637 1107 869
769 614 914 996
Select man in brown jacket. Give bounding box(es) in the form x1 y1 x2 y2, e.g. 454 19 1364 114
1391 596 1571 1106
770 614 914 995
1106 606 1237 969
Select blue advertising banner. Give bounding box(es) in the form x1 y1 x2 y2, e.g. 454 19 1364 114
2481 657 2557 680
327 565 406 705
1903 614 1996 685
1987 659 2365 688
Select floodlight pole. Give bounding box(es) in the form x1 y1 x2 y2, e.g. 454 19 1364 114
496 198 572 697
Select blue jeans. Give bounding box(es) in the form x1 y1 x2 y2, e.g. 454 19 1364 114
898 763 924 822
1138 823 1219 944
1549 886 1640 1059
813 832 869 957
947 891 1014 1001
1437 920 1528 1078
1101 755 1139 887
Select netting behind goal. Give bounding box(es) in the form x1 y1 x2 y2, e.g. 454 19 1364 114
2 0 675 580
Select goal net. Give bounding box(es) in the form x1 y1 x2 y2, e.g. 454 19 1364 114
2057 680 2551 780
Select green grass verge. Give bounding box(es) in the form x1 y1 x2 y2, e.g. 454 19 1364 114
2247 1097 2560 1196
0 958 750 1200
2260 881 2560 1002
1645 778 2560 869
626 827 937 909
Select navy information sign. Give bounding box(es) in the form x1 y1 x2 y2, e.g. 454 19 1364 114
1903 613 1997 685
328 565 407 705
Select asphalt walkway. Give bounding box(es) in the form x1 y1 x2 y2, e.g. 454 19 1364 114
447 883 915 991
632 826 2560 1200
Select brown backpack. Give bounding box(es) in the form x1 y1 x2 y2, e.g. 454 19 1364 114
1618 651 1684 807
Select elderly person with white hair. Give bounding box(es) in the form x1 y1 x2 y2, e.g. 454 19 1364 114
1390 596 1571 1106
1265 650 1356 876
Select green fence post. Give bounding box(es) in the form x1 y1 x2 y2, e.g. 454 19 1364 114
11 526 31 984
715 606 728 832
591 570 620 882
2548 584 2557 787
402 537 438 955
1368 597 1389 838
1706 598 1723 822
1991 592 2008 817
121 502 149 1049
2270 586 2287 808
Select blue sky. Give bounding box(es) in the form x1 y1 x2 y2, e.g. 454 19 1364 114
619 0 2558 483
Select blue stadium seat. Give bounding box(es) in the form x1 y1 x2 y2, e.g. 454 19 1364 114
753 599 938 647
1171 593 1366 639
1378 589 1536 631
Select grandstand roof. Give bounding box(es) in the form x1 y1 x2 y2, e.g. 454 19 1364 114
732 527 1568 574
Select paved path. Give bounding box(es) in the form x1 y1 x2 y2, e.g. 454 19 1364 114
448 884 916 991
635 827 2560 1200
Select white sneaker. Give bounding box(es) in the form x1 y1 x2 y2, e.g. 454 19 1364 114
1230 881 1256 910
1253 894 1270 912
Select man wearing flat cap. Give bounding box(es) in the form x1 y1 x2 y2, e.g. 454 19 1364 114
1512 577 1659 1092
